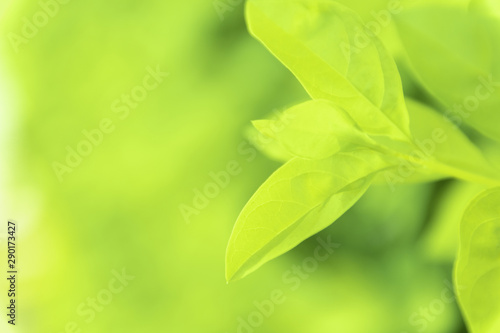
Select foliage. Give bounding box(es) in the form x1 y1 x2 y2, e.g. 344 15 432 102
227 1 500 331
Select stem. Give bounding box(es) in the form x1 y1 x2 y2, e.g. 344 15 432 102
424 159 500 187
389 149 500 188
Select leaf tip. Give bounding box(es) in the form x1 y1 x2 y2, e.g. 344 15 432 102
251 119 275 138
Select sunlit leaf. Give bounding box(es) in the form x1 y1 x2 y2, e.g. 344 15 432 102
396 6 500 142
455 188 500 333
405 99 497 179
246 0 411 142
226 149 392 281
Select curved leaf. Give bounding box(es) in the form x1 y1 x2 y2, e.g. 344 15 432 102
246 0 411 142
455 188 500 333
396 6 500 142
225 149 392 281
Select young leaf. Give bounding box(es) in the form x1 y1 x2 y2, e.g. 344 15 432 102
252 100 375 160
225 149 392 282
246 0 411 142
455 188 500 333
396 6 500 142
404 99 498 182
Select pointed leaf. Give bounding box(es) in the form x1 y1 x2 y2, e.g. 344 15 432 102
226 149 391 281
246 0 411 141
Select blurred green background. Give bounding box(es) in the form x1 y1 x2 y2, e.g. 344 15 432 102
0 0 477 332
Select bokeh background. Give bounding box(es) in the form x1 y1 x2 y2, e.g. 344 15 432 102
0 0 480 332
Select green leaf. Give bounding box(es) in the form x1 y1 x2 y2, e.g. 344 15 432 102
405 99 497 180
396 6 500 142
246 0 411 142
250 98 499 187
373 99 499 186
455 188 500 333
252 100 374 160
225 149 391 281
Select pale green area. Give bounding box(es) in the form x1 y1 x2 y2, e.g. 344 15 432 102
0 0 498 332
